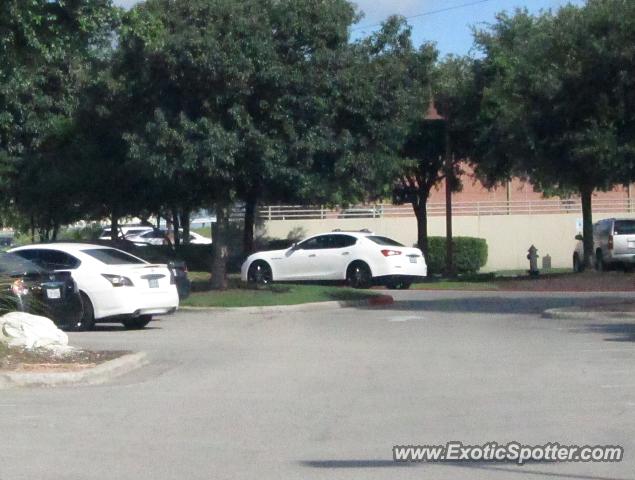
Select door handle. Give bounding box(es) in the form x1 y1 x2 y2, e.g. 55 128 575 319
309 254 317 258
342 252 350 256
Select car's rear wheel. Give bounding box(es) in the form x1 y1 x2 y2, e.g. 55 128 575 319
74 292 95 332
386 279 412 290
247 261 273 286
595 250 605 272
122 315 152 330
347 262 372 289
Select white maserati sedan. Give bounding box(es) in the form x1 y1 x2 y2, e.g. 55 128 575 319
10 243 179 330
241 230 427 289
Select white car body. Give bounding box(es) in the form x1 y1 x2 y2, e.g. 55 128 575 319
126 230 212 246
9 243 179 321
241 231 427 285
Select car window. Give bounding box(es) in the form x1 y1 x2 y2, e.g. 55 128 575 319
329 235 357 248
124 229 151 236
367 236 405 247
297 236 329 250
613 221 635 235
38 250 81 270
0 252 44 275
82 248 146 265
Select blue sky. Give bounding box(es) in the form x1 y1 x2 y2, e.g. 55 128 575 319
113 0 585 56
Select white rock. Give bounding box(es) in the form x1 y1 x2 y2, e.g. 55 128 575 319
0 312 69 351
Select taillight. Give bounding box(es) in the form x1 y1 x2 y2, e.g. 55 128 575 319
11 279 29 296
608 235 614 250
381 249 402 257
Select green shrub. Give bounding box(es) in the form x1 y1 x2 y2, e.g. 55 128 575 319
424 237 488 275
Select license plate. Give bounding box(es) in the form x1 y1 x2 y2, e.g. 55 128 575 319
148 279 159 288
409 257 418 264
46 288 61 299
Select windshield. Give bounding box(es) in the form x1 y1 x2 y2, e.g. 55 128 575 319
82 248 146 265
0 252 44 275
613 221 635 235
367 236 405 247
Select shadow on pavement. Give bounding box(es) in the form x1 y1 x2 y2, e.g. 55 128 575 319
300 460 629 480
584 323 635 343
362 296 631 315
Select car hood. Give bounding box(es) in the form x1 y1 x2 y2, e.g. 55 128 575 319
250 249 290 260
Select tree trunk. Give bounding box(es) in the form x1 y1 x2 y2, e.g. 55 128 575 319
180 210 190 245
211 204 230 290
243 194 257 256
172 208 181 247
413 201 429 259
51 222 59 241
110 212 119 242
580 185 594 269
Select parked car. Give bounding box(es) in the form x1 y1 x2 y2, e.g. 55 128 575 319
9 243 179 330
241 230 427 289
573 218 635 272
98 226 154 241
126 229 212 246
0 252 83 330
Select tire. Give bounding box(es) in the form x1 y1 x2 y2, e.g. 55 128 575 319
386 279 412 290
573 254 582 273
122 315 152 330
247 261 273 286
74 292 95 332
346 262 372 289
595 250 605 272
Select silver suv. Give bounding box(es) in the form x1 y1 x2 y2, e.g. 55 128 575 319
573 218 635 271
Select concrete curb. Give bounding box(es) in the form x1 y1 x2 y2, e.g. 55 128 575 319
543 308 635 320
180 294 395 314
0 352 148 389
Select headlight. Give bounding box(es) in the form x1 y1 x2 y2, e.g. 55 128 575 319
102 274 134 287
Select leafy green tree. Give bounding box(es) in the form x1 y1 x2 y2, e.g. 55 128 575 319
473 1 635 268
0 0 120 235
392 56 478 257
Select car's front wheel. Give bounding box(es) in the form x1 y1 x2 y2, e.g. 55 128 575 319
347 262 372 289
122 315 152 330
573 254 583 273
247 261 273 286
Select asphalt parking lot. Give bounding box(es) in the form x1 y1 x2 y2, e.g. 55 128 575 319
1 290 634 480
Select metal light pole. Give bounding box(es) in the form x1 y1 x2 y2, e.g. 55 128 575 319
424 98 454 277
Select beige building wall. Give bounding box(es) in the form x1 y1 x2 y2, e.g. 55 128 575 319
261 213 635 272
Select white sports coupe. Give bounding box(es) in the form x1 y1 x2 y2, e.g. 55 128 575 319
241 230 427 289
10 243 179 330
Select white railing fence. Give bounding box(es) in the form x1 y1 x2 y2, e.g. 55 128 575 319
241 198 635 221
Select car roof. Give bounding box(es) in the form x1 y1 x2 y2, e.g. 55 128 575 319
12 243 116 252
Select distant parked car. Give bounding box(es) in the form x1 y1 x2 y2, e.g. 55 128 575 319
241 230 427 289
10 243 179 330
573 218 635 272
98 226 153 241
0 252 83 330
126 229 212 246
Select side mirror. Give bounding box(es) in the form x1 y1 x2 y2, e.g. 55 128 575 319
575 234 583 241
